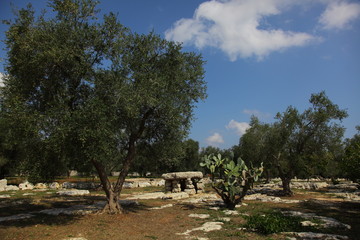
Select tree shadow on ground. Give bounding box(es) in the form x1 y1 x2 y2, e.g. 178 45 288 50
284 199 360 240
0 195 150 228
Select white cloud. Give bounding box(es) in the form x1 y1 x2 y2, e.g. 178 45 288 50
165 0 318 61
319 0 360 30
226 120 250 136
206 132 224 146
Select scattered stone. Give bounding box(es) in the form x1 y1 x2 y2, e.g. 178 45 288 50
209 207 220 211
217 217 231 222
22 193 35 196
63 237 88 240
177 222 224 236
282 211 351 229
244 193 302 203
0 179 7 191
223 210 239 215
150 204 173 210
0 194 11 198
127 192 165 200
0 213 35 222
162 192 189 200
4 185 19 191
189 213 210 219
137 182 151 188
57 190 90 196
34 183 48 189
286 232 349 240
49 182 61 189
19 181 34 190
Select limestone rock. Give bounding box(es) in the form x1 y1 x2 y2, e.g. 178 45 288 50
49 182 61 189
287 232 349 240
4 185 19 191
19 181 34 190
62 182 77 189
34 183 48 189
57 189 90 196
0 179 7 190
189 213 210 219
162 171 203 180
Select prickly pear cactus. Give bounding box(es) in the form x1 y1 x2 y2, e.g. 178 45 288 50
200 153 263 209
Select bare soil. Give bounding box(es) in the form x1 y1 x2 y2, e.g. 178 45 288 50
0 187 359 240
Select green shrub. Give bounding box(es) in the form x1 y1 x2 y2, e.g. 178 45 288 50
200 153 263 209
243 211 303 234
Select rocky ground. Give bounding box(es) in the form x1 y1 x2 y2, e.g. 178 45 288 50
0 178 359 240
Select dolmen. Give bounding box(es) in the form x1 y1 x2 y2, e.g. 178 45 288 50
162 171 205 194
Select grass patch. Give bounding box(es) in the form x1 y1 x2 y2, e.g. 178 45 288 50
243 211 303 234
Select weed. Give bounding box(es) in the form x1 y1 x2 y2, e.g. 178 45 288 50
243 211 303 234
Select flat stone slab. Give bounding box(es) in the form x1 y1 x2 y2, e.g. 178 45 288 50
150 204 173 210
189 213 210 219
177 222 224 236
57 190 90 196
0 213 35 222
162 171 203 180
286 232 349 240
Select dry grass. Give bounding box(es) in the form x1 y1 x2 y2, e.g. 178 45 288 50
0 187 359 240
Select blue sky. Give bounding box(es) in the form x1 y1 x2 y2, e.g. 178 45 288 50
0 0 359 149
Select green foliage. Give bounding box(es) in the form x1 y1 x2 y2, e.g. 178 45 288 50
342 126 360 182
238 92 347 195
1 0 207 191
200 153 263 209
243 211 303 234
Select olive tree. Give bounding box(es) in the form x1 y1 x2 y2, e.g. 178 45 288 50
2 0 207 213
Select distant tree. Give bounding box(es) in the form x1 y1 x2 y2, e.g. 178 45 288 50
269 92 347 195
2 0 207 214
180 139 200 171
342 126 360 182
239 116 275 182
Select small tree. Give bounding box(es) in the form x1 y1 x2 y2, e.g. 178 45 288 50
200 153 263 209
269 92 347 195
342 126 360 182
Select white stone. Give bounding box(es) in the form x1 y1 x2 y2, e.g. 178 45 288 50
0 194 11 198
177 222 224 236
162 192 189 200
34 183 48 189
223 210 239 215
287 232 349 240
162 171 203 180
49 182 61 189
150 204 173 210
0 179 7 189
189 214 210 219
137 182 151 188
57 189 90 196
19 181 34 190
5 185 19 191
63 238 88 240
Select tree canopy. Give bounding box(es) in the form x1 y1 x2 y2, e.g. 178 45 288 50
238 92 347 195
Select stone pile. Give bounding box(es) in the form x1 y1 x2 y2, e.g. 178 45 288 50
162 171 204 194
0 179 19 191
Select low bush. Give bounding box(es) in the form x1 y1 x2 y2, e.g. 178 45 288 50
243 211 303 234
